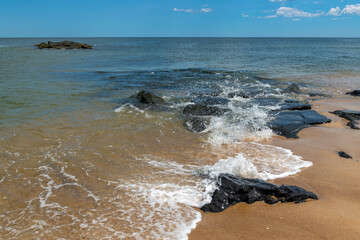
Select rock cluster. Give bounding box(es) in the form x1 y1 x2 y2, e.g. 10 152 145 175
330 110 360 130
201 174 318 213
35 41 92 49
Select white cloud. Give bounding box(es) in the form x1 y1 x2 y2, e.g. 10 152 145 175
201 8 213 13
265 7 324 18
269 0 287 2
173 8 195 13
327 7 341 16
342 4 360 15
242 13 249 18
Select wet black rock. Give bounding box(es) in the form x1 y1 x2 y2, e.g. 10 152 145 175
131 90 165 104
193 96 230 106
283 83 301 94
228 91 264 99
347 120 360 130
35 41 92 49
338 151 353 159
269 110 331 138
309 92 331 97
183 104 228 117
279 100 311 111
346 90 360 96
330 110 360 122
184 117 209 133
201 174 318 213
193 89 222 97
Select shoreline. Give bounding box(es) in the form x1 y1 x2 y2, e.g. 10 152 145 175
189 97 360 240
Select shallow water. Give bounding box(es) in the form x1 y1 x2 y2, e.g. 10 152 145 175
0 38 359 239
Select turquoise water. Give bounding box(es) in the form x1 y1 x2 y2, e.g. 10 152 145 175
0 38 359 239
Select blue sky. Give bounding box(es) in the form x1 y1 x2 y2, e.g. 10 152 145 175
0 0 360 37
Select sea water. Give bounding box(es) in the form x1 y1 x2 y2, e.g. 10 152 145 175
0 38 359 239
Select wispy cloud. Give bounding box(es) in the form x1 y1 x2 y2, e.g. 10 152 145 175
264 7 323 18
263 4 360 19
173 8 195 13
201 8 213 13
173 5 213 14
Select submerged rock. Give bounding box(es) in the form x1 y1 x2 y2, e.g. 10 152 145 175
183 104 228 117
183 117 209 133
269 110 331 138
228 91 264 99
192 96 230 106
346 90 360 96
338 151 353 159
283 83 301 94
201 174 318 213
35 41 92 49
130 90 165 104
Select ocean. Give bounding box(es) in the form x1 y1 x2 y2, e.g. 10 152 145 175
0 38 359 239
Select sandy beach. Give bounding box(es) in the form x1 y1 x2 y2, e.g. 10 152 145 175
189 97 360 240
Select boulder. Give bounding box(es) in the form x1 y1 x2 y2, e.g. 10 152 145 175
35 41 92 49
346 90 360 96
130 90 165 104
269 110 331 138
338 151 353 159
283 83 301 94
184 117 209 133
183 104 228 117
201 174 318 213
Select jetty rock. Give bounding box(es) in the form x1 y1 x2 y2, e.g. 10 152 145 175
346 90 360 96
35 41 92 49
130 90 165 104
201 174 318 213
269 110 331 138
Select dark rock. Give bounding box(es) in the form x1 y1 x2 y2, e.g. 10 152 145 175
338 151 353 159
279 100 311 111
183 104 228 117
309 92 331 97
193 89 222 97
330 110 360 122
346 90 360 96
269 110 331 138
283 83 301 94
193 96 230 106
228 91 263 99
184 117 209 133
130 90 165 104
201 174 318 213
347 120 360 130
35 41 92 49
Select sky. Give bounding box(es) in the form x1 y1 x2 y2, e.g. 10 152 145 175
0 0 360 37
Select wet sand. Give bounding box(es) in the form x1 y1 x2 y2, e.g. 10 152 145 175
189 98 360 240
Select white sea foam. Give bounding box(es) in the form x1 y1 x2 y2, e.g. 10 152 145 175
200 142 312 181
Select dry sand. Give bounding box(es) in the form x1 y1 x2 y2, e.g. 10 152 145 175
189 98 360 240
